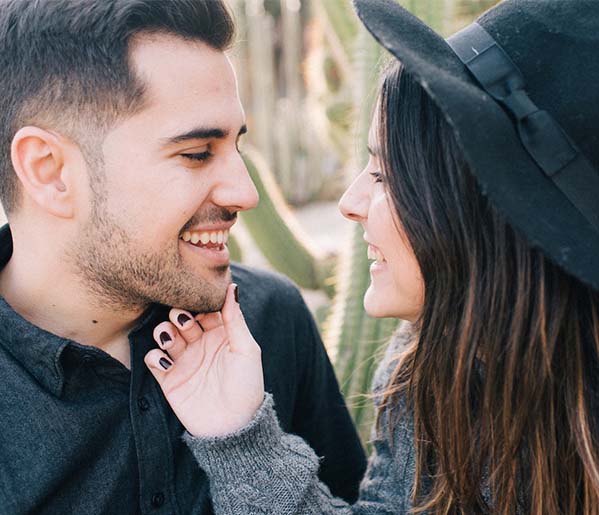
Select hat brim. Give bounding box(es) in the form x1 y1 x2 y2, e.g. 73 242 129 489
354 0 599 290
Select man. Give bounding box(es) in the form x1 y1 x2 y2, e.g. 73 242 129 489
0 1 366 513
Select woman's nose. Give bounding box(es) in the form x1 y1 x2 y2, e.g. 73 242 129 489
338 176 368 222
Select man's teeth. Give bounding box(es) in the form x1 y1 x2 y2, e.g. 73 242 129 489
181 229 229 245
367 246 385 263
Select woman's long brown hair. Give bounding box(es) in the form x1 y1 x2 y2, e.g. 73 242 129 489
376 61 599 514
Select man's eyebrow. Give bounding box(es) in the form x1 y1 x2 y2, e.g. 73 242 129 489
162 125 247 145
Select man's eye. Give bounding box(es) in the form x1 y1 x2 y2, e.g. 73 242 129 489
181 151 212 162
370 171 383 183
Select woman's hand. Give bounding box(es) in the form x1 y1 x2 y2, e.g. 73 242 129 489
144 283 265 438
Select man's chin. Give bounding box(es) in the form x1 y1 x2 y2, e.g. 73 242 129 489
214 264 230 276
184 266 231 314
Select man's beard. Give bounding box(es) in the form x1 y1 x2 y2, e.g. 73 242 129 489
69 198 233 314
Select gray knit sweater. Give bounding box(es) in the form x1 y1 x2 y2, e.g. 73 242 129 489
184 327 417 514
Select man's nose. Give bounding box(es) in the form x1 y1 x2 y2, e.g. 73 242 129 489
213 152 259 212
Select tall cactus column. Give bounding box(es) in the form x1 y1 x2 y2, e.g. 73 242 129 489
245 0 276 169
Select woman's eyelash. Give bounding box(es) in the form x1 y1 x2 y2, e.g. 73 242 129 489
370 171 383 183
182 151 212 162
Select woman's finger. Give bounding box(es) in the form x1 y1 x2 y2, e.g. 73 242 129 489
144 348 175 385
153 322 187 361
195 311 223 332
221 283 259 355
169 308 204 344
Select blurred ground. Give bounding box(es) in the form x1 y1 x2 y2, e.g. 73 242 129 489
0 201 350 314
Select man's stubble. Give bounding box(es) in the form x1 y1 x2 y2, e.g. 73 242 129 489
68 158 230 315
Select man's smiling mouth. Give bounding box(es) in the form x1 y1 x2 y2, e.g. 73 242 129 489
180 229 229 249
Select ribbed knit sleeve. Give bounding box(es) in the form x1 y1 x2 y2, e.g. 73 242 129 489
184 394 411 514
183 324 417 514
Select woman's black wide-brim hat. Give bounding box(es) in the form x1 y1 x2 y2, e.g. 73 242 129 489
353 0 599 290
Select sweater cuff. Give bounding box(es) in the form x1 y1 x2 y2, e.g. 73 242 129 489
182 393 288 477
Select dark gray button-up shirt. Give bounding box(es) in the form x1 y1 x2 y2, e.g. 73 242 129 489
0 224 366 514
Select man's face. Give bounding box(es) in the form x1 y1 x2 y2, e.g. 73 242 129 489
71 34 258 313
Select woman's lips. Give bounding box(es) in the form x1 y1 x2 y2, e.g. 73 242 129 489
367 244 386 263
367 244 387 275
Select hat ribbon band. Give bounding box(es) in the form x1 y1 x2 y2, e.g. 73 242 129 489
447 23 599 233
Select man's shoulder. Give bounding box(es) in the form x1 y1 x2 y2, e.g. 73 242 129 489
230 264 319 360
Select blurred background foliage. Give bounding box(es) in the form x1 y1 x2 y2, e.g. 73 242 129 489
229 0 499 443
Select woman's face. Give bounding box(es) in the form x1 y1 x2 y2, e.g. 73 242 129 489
338 120 424 321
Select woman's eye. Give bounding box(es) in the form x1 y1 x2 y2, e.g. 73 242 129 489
181 151 212 162
370 171 383 183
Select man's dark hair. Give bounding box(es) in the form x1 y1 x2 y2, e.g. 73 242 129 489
0 0 235 213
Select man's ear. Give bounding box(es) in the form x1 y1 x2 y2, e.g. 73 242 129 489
10 126 76 218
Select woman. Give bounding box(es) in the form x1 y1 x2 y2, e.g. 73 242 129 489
144 0 599 513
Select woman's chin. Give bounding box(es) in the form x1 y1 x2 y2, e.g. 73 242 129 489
363 286 395 318
363 285 420 321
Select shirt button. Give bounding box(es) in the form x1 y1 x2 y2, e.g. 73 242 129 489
151 492 165 508
137 396 150 411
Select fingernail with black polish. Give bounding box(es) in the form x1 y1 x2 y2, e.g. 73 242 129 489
234 284 239 304
159 357 172 370
159 332 172 346
177 313 191 326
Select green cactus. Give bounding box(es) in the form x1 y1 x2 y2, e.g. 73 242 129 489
315 0 357 83
244 0 277 168
240 146 336 292
227 234 243 263
319 0 358 56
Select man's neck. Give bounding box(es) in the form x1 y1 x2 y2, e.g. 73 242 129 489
0 245 146 369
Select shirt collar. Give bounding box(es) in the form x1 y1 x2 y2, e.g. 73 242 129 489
0 224 163 397
0 225 71 395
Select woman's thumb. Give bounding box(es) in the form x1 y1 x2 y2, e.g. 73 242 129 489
221 283 257 354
